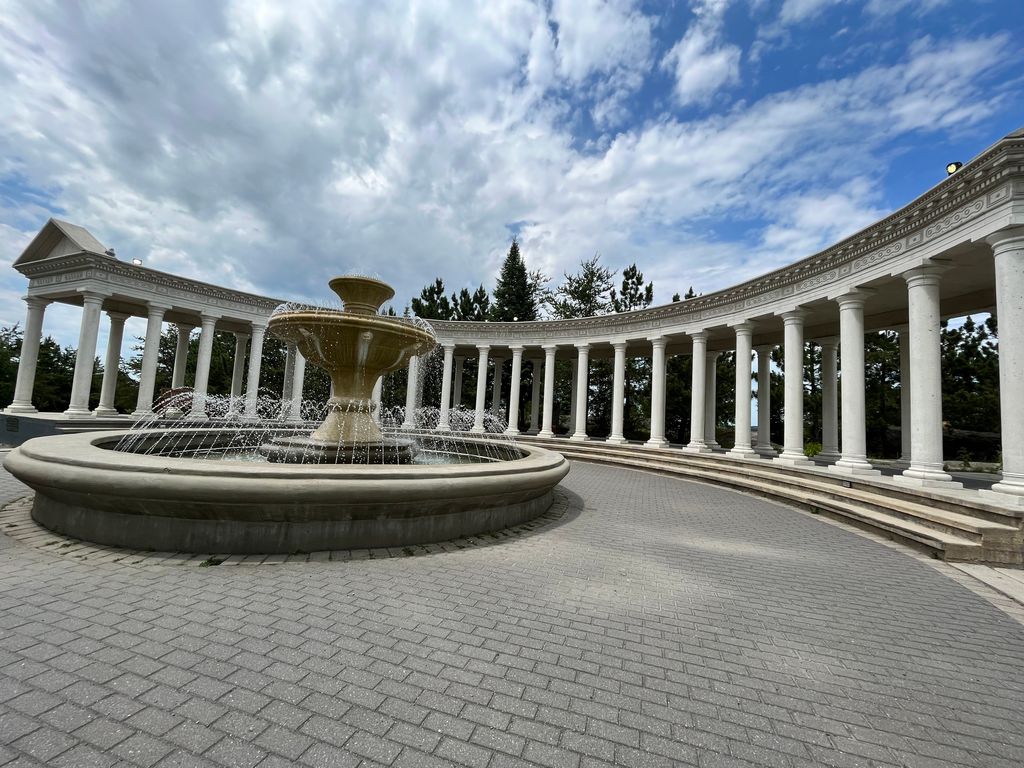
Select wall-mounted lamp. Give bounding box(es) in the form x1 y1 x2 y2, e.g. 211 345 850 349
946 161 963 175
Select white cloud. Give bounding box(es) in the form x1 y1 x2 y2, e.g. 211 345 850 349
662 26 742 107
865 0 953 16
779 0 848 25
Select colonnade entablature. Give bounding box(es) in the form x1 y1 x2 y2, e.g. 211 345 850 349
6 127 1024 505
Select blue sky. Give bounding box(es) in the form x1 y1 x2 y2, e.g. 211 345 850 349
0 0 1022 350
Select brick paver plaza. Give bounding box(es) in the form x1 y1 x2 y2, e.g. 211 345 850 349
2 460 1023 768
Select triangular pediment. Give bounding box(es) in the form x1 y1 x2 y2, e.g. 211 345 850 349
13 218 110 268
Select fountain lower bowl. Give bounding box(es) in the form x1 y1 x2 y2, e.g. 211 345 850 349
4 429 570 554
259 435 419 464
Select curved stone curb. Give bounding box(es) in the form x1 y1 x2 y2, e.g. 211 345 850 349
0 487 576 566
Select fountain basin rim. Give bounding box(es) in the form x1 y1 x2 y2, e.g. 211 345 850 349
268 310 436 338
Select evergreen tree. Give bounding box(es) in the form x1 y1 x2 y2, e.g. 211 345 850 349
609 264 654 437
491 238 537 321
451 285 491 321
610 264 653 314
551 255 615 319
410 278 453 320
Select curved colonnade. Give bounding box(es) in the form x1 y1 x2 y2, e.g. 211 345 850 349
5 129 1024 532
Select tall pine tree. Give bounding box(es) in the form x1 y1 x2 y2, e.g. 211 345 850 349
491 238 537 321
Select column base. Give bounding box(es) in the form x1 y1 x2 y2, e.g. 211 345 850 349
828 460 880 477
569 433 589 442
63 407 95 420
726 446 758 459
684 442 712 454
92 406 119 418
188 412 210 422
754 445 777 458
605 436 627 445
434 423 452 432
4 403 38 414
644 438 669 448
816 450 841 463
526 427 539 435
469 426 485 434
537 430 554 438
893 467 962 490
774 451 814 467
706 440 721 449
504 428 520 436
979 485 1024 507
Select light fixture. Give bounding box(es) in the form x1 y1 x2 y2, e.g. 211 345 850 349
131 258 143 266
946 161 963 175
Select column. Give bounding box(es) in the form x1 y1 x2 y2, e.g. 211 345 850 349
528 359 541 434
132 303 171 417
244 323 266 418
727 324 756 458
289 351 306 420
645 337 668 448
896 266 959 487
6 297 50 413
704 351 721 448
607 341 627 444
437 345 455 431
817 339 840 462
490 357 505 414
189 314 219 419
897 327 911 466
227 332 249 415
281 343 297 403
754 345 775 457
775 310 813 465
93 312 130 416
402 355 420 429
470 345 490 433
505 347 524 435
170 324 193 389
453 357 464 408
831 291 879 475
539 345 557 438
65 292 107 417
568 358 578 431
685 332 710 452
984 230 1024 502
371 377 383 425
570 344 590 441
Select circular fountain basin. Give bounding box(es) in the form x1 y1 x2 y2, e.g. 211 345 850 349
4 429 570 554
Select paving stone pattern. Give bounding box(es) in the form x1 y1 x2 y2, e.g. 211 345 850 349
2 459 1024 768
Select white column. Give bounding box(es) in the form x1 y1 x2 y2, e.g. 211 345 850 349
490 357 505 414
831 291 879 475
608 341 627 444
371 376 383 425
132 303 170 417
93 311 130 417
704 351 721 448
685 332 710 453
171 324 193 389
775 309 813 466
6 297 50 413
65 292 107 417
754 345 776 457
244 323 266 418
817 338 840 463
539 345 557 438
727 324 756 458
437 345 455 431
189 314 219 419
528 359 541 434
896 266 959 487
230 333 249 398
645 337 668 448
897 327 911 466
453 357 464 408
505 347 524 435
470 345 490 433
570 344 590 441
289 351 306 420
402 355 420 429
281 343 297 403
568 358 578 431
984 230 1024 502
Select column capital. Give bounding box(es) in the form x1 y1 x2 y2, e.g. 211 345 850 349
574 342 590 351
175 322 195 333
441 342 456 353
705 350 721 361
542 343 558 352
23 295 52 310
232 331 250 342
689 330 708 343
611 340 628 351
79 290 109 306
476 344 490 351
902 261 950 286
508 345 525 353
754 344 775 355
731 322 755 335
835 288 874 309
251 321 267 334
985 226 1024 252
779 308 808 324
145 304 171 319
815 336 840 349
648 336 668 349
105 311 131 323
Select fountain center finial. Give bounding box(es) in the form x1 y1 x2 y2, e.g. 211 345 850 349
329 276 395 315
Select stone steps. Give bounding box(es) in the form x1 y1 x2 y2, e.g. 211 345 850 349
518 437 1023 564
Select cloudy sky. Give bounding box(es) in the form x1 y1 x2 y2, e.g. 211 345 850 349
1 0 1022 349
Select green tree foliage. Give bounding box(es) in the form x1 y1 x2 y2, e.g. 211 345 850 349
551 255 615 320
610 264 655 438
0 325 22 407
491 238 537 321
452 285 491 321
610 264 653 314
411 278 453 320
